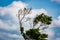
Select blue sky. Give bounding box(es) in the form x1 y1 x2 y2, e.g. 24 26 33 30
0 0 60 40
0 0 60 18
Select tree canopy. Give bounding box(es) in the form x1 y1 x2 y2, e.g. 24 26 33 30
17 8 52 40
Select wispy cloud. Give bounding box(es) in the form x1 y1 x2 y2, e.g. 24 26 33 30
56 37 60 40
51 0 60 3
0 32 24 40
53 16 60 27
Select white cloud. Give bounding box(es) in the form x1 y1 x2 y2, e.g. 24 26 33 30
46 28 55 40
0 32 24 40
51 0 60 3
0 1 48 31
0 19 19 31
53 16 60 27
0 1 27 16
27 8 47 18
0 32 19 38
0 1 28 31
56 37 60 40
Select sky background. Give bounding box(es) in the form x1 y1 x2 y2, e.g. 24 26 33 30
0 0 60 40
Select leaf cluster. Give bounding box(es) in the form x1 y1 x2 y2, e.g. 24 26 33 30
34 13 52 25
26 28 48 40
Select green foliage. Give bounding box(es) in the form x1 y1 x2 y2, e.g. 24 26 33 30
25 13 52 40
26 28 48 40
19 12 52 40
34 13 52 25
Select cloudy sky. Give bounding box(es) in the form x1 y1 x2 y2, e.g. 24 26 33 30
0 0 60 40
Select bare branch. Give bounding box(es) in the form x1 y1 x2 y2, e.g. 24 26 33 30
21 8 32 21
20 13 25 21
28 8 32 13
17 8 33 40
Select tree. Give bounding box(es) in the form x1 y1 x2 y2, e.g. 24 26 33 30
17 8 52 40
